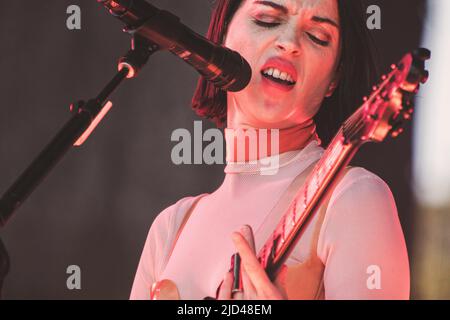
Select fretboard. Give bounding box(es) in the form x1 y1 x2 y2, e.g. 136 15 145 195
256 112 366 280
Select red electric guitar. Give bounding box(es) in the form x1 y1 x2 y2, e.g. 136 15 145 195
151 48 430 300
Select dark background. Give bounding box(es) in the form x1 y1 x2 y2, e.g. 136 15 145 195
0 0 426 299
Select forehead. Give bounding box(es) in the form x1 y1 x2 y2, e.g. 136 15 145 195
248 0 339 19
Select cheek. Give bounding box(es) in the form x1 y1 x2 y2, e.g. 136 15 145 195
224 12 245 50
297 49 339 116
225 21 260 62
225 21 268 95
304 46 339 93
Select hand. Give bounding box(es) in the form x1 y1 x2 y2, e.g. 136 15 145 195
217 225 288 300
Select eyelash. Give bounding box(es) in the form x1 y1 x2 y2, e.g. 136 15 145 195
306 32 330 47
252 19 280 29
252 19 330 47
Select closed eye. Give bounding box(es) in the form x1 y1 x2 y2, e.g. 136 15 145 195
306 32 330 47
253 19 281 29
253 17 331 47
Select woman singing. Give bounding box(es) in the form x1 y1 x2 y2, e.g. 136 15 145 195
130 0 410 300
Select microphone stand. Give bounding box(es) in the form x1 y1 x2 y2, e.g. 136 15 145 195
0 237 9 299
0 35 160 297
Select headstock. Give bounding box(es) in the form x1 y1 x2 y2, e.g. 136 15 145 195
343 48 430 144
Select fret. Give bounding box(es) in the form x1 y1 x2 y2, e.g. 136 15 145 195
291 199 297 226
317 166 325 184
303 185 308 209
284 215 294 239
315 170 320 190
309 174 318 196
260 243 268 267
324 153 333 170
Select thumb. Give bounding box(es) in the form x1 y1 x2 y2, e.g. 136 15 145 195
239 225 256 252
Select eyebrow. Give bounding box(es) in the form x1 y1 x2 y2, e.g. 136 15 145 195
254 0 340 29
254 0 288 14
311 16 340 29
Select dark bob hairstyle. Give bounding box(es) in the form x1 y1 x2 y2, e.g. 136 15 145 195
191 0 378 146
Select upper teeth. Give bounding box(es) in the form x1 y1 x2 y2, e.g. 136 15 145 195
262 68 295 84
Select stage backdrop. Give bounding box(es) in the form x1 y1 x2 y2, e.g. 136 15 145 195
0 0 425 299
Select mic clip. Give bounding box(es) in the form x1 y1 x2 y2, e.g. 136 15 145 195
118 34 160 79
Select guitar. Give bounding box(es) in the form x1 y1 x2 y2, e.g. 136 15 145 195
151 48 430 300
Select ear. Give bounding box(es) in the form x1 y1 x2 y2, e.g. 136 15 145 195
325 81 338 98
325 63 342 98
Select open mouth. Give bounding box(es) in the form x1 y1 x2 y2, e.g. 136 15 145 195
261 68 296 87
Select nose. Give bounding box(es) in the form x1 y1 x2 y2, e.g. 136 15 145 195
275 26 301 55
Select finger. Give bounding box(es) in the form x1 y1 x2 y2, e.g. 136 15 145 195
239 225 256 252
217 271 233 300
240 262 257 299
232 290 244 300
232 231 272 295
237 226 257 297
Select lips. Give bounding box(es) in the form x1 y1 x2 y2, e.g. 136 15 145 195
260 57 298 89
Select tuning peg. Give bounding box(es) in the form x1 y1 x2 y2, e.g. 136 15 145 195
381 75 387 81
407 67 423 86
403 112 412 120
413 48 431 61
389 117 405 138
403 105 414 118
401 91 414 107
391 128 404 138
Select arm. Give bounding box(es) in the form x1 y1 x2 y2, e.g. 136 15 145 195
318 168 410 299
129 212 169 300
129 196 202 300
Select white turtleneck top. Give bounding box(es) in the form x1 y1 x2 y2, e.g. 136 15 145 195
130 140 410 300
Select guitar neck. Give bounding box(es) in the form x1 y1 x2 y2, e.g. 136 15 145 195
257 121 365 280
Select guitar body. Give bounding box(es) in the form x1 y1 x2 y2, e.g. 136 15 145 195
150 279 180 300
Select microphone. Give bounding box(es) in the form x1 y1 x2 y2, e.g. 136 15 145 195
97 0 252 92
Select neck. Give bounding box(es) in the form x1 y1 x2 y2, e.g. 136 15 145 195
225 120 320 163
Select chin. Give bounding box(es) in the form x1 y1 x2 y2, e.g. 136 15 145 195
260 102 292 118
